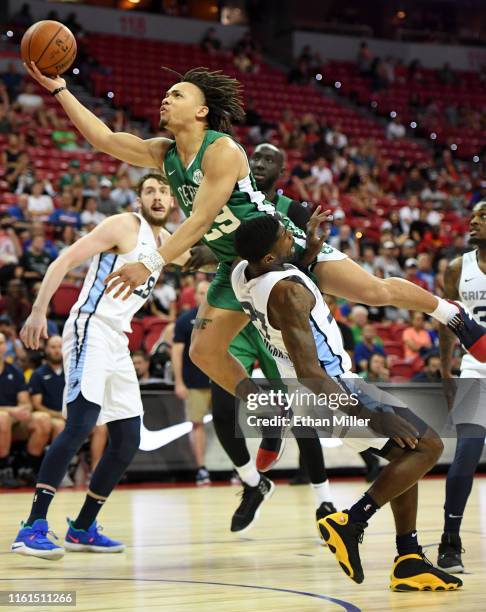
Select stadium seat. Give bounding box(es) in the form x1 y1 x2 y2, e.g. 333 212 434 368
51 284 81 318
127 319 144 352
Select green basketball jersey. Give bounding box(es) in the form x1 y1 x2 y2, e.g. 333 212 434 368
163 130 306 263
273 193 294 217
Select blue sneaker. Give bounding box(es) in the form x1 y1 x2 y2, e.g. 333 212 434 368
64 519 125 553
11 519 64 560
447 300 486 362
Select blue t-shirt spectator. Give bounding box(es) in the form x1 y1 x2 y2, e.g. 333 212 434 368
173 307 210 389
29 364 64 412
7 205 26 221
0 363 27 405
48 209 81 229
354 341 386 371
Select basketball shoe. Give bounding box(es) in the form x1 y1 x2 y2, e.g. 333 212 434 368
315 501 338 521
230 475 275 533
64 519 125 553
390 547 463 591
437 532 465 573
317 511 366 583
11 519 64 560
447 300 486 362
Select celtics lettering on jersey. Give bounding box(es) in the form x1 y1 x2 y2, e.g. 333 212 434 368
164 129 306 262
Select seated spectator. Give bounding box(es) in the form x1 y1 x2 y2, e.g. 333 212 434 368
416 253 436 291
403 169 426 198
310 157 334 201
290 160 313 201
11 153 35 195
325 123 348 151
437 62 459 86
110 176 137 210
234 51 255 73
15 83 43 114
373 241 403 278
411 353 442 382
329 224 358 259
409 209 432 243
2 133 22 187
1 62 23 99
27 181 54 222
0 222 21 283
354 324 386 372
0 332 51 487
349 305 369 344
360 353 390 383
404 258 428 290
59 160 82 190
0 278 31 323
402 312 432 360
0 314 26 366
81 197 105 227
29 336 66 440
51 116 79 150
96 179 119 216
132 350 163 385
386 116 406 140
49 192 82 229
150 272 177 322
287 59 310 85
357 41 373 74
201 27 222 53
399 195 420 233
19 236 54 283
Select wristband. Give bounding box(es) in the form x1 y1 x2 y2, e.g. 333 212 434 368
140 250 165 274
51 86 67 96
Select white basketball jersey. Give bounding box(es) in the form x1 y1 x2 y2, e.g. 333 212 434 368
231 261 352 379
69 213 161 333
458 249 486 374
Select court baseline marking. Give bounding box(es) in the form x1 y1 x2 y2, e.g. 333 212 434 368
1 577 361 611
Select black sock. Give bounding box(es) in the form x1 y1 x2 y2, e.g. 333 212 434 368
348 492 380 524
26 487 56 525
396 530 419 556
0 456 8 470
72 495 106 530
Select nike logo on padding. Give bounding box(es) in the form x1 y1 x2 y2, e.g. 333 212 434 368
168 170 176 176
139 414 212 451
448 513 463 518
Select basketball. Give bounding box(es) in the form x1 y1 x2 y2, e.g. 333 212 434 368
20 20 77 77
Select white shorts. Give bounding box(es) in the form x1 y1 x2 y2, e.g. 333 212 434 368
62 315 143 425
450 368 486 428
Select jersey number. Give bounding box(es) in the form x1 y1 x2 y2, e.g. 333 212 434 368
473 306 486 324
240 301 271 342
133 276 156 300
204 206 240 242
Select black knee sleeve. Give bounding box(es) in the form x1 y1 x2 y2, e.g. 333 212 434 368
89 416 141 497
211 381 250 467
37 394 100 488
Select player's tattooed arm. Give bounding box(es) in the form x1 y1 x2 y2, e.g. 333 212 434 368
439 256 462 378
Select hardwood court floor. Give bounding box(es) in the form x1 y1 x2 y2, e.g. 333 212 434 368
1 478 485 611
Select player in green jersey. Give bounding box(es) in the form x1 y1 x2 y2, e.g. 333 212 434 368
24 64 486 396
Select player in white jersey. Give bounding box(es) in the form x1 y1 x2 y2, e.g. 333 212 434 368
231 214 462 592
437 200 486 573
11 174 187 560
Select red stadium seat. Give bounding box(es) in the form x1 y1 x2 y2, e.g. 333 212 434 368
127 319 144 352
51 284 81 318
390 361 415 379
144 319 169 353
383 341 404 358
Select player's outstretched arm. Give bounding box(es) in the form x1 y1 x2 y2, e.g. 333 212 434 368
269 280 419 447
104 137 242 298
20 214 134 349
24 61 170 168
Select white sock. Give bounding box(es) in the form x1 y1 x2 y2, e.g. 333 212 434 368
312 479 332 507
429 297 459 325
235 459 260 487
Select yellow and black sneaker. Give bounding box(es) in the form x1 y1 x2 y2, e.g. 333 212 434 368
317 511 366 584
390 547 463 591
